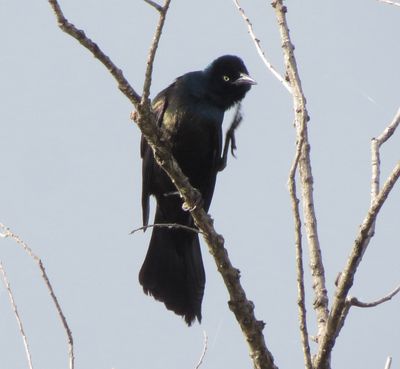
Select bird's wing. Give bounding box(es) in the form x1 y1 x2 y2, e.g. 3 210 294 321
201 112 223 213
140 86 171 227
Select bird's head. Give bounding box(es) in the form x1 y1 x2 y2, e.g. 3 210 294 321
205 55 256 110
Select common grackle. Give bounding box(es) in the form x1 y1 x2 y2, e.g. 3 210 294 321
139 55 256 325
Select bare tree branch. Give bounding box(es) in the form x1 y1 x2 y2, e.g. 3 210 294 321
130 223 201 235
144 0 163 12
384 356 392 369
0 223 75 369
288 136 312 369
314 106 400 368
47 2 278 368
315 161 400 369
364 106 400 285
271 0 329 344
349 284 400 308
232 0 291 93
378 0 400 7
371 107 400 200
0 261 35 369
141 0 171 104
194 331 208 369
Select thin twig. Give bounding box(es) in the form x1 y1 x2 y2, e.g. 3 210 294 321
232 0 291 93
384 356 392 369
371 108 400 200
271 0 329 344
349 284 400 308
144 0 163 12
0 261 35 369
287 136 312 369
315 161 400 369
194 331 208 369
141 0 171 105
130 223 201 235
378 0 400 7
0 223 75 369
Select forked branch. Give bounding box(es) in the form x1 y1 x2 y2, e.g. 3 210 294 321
315 105 400 368
0 224 74 369
315 162 400 368
233 0 291 92
144 0 163 12
371 108 400 200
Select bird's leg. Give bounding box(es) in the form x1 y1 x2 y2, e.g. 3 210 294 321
218 104 243 172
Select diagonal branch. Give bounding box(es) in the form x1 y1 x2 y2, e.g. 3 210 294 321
0 261 35 369
0 224 74 369
384 356 393 369
378 0 400 7
144 0 163 12
47 2 277 368
271 0 329 343
232 0 291 93
314 107 400 368
194 331 208 369
141 0 171 104
288 136 312 369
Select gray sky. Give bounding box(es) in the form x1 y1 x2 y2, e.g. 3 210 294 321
1 1 399 368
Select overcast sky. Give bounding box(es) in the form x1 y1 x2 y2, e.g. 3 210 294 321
1 1 399 369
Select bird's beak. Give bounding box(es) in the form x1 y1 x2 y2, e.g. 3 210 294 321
234 73 257 86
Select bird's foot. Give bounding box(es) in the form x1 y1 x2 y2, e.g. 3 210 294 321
182 194 203 212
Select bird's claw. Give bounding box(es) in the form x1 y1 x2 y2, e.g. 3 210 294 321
182 194 203 212
182 202 195 211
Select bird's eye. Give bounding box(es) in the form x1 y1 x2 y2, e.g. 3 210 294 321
222 75 230 82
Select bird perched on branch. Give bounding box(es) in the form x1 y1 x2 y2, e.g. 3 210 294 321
139 55 256 325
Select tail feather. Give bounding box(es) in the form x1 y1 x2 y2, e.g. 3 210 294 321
139 208 205 325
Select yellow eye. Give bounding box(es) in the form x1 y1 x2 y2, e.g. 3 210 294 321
223 75 230 82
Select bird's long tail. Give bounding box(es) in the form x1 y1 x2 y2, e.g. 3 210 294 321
139 207 205 325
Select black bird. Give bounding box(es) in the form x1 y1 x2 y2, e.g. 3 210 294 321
139 55 256 325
